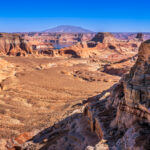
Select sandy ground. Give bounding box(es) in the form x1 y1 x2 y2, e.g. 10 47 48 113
0 56 120 140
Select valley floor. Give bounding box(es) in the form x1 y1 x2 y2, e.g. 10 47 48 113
0 56 120 148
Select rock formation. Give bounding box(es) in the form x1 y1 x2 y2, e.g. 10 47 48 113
123 40 150 108
103 54 138 76
0 33 32 56
91 32 115 43
4 40 150 150
0 32 141 59
136 33 144 41
84 40 150 149
0 33 56 56
55 32 139 60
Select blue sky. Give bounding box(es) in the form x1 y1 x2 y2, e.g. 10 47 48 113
0 0 150 32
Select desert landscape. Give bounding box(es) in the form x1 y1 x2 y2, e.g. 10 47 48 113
1 0 150 148
0 27 149 150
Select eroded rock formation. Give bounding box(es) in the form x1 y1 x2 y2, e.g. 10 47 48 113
84 40 150 149
136 33 144 41
0 33 56 56
1 34 150 150
55 32 140 60
0 33 33 56
91 32 115 43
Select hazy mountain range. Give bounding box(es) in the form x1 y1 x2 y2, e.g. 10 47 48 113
43 25 93 33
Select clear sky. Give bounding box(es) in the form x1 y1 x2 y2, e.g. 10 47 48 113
0 0 150 32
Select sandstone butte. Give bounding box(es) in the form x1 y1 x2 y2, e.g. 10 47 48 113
1 38 149 149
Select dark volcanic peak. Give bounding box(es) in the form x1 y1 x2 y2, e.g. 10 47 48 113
43 25 93 33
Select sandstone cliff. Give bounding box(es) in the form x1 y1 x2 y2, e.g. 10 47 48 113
84 40 150 149
0 33 56 56
0 33 33 56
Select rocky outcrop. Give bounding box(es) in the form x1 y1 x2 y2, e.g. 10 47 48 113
136 33 144 41
124 40 150 108
91 32 115 43
0 33 56 56
84 40 150 149
0 33 33 56
103 54 138 76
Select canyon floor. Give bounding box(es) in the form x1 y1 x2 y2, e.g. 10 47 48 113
0 56 121 149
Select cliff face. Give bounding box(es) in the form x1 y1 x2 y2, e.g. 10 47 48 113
84 40 150 150
0 33 32 56
0 33 57 56
124 40 150 108
91 32 115 43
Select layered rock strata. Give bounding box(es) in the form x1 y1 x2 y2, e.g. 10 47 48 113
0 33 32 56
84 40 150 149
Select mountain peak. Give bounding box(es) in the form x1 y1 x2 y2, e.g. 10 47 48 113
43 25 93 33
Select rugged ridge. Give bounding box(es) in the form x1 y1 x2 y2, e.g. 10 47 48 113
84 40 150 149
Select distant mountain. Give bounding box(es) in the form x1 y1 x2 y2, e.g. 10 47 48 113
43 25 93 33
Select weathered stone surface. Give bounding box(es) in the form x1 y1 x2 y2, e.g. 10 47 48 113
0 33 32 56
124 40 150 108
84 40 150 150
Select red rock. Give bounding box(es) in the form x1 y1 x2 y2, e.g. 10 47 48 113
0 33 32 56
